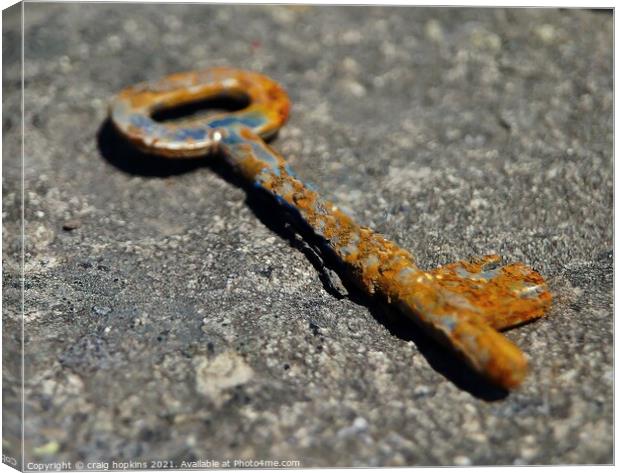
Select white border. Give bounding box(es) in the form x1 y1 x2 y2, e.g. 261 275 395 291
0 1 615 473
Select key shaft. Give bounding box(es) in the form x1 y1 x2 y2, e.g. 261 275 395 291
218 126 545 389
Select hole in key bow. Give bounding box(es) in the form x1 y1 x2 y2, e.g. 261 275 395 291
151 92 252 123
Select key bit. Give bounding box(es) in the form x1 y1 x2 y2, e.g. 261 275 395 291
109 67 552 390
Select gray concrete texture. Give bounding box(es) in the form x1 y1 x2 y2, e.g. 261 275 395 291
2 3 613 467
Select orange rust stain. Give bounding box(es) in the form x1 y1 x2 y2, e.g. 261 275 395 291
111 67 291 158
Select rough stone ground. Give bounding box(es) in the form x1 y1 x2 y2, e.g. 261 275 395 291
2 4 613 467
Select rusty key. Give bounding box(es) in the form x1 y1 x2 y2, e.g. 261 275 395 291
109 67 552 389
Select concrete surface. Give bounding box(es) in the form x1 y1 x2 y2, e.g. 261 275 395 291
2 3 613 467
